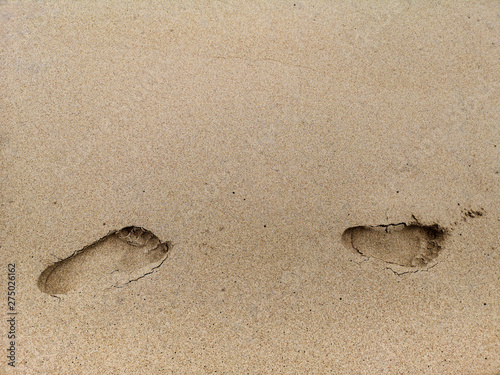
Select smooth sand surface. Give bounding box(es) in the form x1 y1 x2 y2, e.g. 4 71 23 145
1 1 499 374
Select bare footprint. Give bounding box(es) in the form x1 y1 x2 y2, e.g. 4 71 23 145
38 227 170 294
342 223 446 267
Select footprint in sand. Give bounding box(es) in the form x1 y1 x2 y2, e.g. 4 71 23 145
38 226 170 294
342 223 446 267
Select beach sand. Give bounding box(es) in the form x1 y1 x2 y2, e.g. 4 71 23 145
1 1 499 373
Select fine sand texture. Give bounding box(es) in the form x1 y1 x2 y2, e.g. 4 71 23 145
1 1 499 374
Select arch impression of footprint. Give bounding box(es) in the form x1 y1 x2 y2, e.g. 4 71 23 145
342 223 447 267
38 226 171 294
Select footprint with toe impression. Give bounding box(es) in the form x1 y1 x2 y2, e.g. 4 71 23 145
38 226 170 295
342 223 446 267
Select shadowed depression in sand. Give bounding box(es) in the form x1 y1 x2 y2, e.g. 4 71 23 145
342 224 447 267
38 227 170 294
